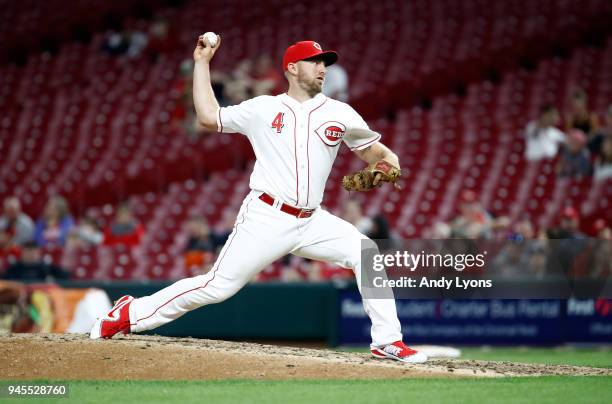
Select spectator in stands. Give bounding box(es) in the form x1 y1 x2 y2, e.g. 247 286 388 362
558 129 591 178
198 56 285 108
280 256 307 282
510 217 535 241
224 80 251 105
101 30 130 56
492 239 530 279
546 207 592 278
252 55 283 96
593 135 612 181
591 240 611 279
103 203 144 247
491 216 512 240
524 105 565 161
367 214 401 251
174 58 231 135
367 214 391 240
547 206 585 240
566 88 599 140
145 18 176 62
587 218 611 276
197 59 250 108
125 28 148 59
66 215 104 249
587 104 612 156
209 69 231 107
527 244 549 280
341 200 372 234
591 219 611 278
322 63 349 102
34 196 74 247
593 219 611 239
212 210 238 252
172 59 202 136
499 218 549 278
0 197 35 246
184 215 215 252
0 230 22 271
101 20 149 57
599 105 612 137
450 190 493 239
232 59 254 85
183 215 215 274
424 222 451 239
221 60 255 105
2 242 70 281
213 56 285 104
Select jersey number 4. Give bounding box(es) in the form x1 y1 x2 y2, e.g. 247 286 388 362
271 112 285 134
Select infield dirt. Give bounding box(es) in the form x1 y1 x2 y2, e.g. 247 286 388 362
1 334 611 380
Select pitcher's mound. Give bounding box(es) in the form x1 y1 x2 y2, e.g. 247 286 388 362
1 334 610 380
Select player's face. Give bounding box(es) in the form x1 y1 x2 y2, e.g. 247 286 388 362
296 58 326 96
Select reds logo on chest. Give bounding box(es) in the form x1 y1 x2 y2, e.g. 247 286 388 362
315 121 346 147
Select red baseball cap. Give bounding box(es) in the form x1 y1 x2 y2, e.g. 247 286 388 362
282 41 338 71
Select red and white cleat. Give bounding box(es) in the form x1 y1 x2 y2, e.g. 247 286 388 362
371 341 428 363
90 295 134 339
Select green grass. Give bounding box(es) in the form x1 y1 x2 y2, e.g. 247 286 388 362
1 378 611 404
460 347 612 368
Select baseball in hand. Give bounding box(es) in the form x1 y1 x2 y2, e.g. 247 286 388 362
202 32 218 48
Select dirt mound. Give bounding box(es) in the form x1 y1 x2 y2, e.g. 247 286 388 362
1 334 610 380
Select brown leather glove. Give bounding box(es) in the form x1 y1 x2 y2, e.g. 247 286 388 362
342 161 401 192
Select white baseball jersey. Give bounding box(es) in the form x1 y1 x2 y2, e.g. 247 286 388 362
217 93 381 208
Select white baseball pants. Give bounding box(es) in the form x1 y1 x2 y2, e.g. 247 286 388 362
129 191 402 347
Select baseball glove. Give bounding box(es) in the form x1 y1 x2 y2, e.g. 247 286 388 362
342 161 402 192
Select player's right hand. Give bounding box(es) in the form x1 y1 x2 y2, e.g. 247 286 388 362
193 34 221 63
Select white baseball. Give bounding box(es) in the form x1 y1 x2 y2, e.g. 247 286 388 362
202 32 218 48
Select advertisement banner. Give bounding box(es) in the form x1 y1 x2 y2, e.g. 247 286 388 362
339 290 612 345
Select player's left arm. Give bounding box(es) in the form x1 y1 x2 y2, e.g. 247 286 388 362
353 142 401 188
353 141 400 169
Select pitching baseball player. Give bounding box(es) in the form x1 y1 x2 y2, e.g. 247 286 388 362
90 33 427 364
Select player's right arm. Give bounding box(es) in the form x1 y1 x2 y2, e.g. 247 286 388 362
193 34 222 131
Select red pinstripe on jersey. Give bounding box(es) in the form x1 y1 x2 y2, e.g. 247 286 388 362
281 101 299 205
306 97 328 206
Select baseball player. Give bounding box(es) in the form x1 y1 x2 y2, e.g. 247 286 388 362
90 34 427 364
